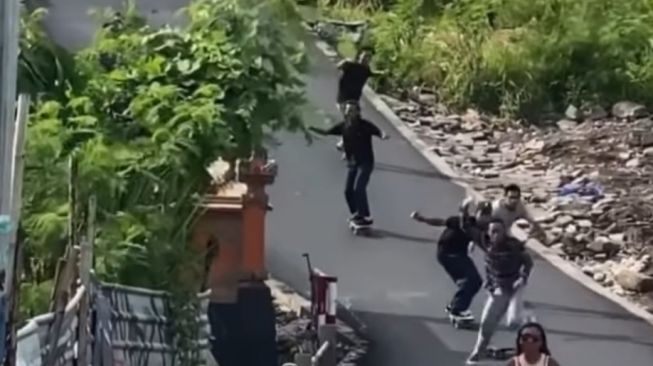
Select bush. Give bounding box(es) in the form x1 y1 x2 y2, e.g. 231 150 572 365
19 0 308 320
319 0 653 120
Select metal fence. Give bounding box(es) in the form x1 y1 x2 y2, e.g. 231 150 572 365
16 286 85 366
15 280 212 366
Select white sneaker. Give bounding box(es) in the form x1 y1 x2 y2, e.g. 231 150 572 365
459 310 474 318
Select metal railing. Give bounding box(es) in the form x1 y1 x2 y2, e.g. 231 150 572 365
15 278 213 366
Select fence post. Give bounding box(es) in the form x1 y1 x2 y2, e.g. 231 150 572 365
310 269 337 327
317 324 337 366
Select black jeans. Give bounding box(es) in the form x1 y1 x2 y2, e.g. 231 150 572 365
345 162 373 217
437 253 482 313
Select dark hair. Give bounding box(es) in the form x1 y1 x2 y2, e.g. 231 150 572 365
477 201 492 215
504 184 521 196
516 322 551 355
445 216 461 229
488 217 505 226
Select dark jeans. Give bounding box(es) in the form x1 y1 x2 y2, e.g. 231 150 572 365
437 253 482 313
345 162 373 217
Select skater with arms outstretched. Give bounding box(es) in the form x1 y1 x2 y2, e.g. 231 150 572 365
310 102 388 227
410 200 491 322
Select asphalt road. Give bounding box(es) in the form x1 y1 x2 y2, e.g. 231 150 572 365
39 1 653 365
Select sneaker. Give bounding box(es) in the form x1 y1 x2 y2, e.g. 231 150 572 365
450 309 473 319
336 140 344 151
466 352 484 365
352 216 373 226
458 310 474 319
445 305 453 314
359 217 374 226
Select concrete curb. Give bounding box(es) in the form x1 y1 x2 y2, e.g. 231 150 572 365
267 278 369 365
310 36 653 327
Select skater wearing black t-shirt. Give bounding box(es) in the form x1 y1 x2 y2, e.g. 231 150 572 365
310 102 388 226
335 49 382 153
410 203 490 319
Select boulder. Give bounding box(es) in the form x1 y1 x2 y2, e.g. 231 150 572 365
612 101 648 121
614 268 653 293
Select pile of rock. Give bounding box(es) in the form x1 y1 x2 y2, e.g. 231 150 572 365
380 92 653 309
274 290 367 365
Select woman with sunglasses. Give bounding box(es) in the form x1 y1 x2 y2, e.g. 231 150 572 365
508 322 560 366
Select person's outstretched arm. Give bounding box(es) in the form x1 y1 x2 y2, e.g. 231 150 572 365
366 120 389 140
309 122 344 136
410 211 445 226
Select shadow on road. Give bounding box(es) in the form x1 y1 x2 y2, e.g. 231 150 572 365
365 228 435 244
375 162 451 180
530 300 643 323
352 310 471 366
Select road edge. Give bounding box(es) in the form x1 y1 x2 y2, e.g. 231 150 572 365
309 37 653 327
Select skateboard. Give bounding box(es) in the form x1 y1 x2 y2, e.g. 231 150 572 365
486 347 516 361
448 313 475 329
349 221 372 236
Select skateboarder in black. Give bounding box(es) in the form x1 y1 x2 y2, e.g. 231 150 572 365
410 201 491 320
310 102 388 226
335 48 383 153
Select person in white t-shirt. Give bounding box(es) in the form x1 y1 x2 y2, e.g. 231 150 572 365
491 184 547 243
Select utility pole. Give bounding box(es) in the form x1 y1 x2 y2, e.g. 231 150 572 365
0 0 21 363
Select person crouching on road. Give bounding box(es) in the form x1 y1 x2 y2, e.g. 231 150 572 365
507 322 561 366
410 202 491 319
310 102 388 226
467 218 534 365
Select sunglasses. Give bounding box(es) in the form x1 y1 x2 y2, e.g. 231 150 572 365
520 334 542 343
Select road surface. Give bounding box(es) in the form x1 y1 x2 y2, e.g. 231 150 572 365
38 1 653 365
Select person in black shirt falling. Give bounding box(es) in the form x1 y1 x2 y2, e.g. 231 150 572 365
310 102 388 226
335 49 382 153
409 201 491 319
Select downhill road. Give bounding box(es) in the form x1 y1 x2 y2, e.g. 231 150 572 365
39 1 653 365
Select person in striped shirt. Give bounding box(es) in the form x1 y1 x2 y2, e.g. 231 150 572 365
467 218 534 365
491 184 545 329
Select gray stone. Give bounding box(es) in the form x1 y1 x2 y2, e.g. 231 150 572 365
577 219 593 229
555 214 574 226
612 101 648 121
582 104 608 120
626 157 641 168
556 119 578 131
615 269 653 293
593 272 607 282
565 104 582 121
643 147 653 157
565 224 578 235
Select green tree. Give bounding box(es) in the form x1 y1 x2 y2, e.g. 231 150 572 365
19 0 309 329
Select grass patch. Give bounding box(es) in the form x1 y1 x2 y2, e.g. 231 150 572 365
309 0 653 122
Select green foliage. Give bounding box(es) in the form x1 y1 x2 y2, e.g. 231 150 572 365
19 0 308 336
18 8 81 99
320 0 653 120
